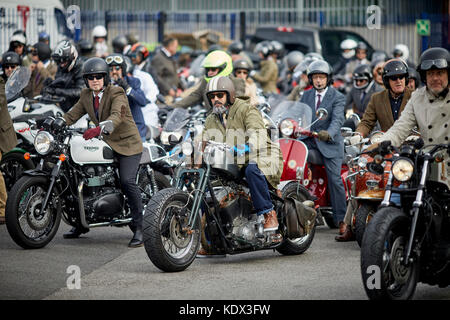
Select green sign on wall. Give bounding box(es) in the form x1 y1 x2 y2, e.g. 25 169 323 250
416 19 431 36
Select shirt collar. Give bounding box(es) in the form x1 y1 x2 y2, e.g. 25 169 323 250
316 86 328 97
161 47 172 57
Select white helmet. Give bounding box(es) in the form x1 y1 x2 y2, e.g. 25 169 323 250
10 34 27 45
92 25 107 39
340 39 357 59
393 44 409 61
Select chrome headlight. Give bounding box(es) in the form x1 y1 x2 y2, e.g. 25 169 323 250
181 141 193 156
34 131 54 155
280 120 294 137
392 158 414 182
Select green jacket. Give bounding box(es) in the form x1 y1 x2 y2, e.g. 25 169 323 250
253 58 278 94
202 97 283 188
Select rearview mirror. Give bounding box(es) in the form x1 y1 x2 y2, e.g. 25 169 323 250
316 108 328 121
99 120 114 134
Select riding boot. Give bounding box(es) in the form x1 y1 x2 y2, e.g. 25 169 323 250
63 226 89 239
263 210 279 231
128 227 143 248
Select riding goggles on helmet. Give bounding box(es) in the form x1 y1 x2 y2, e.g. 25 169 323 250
420 59 448 70
105 55 123 65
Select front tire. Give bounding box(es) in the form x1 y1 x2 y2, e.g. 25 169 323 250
276 182 316 255
143 188 201 272
360 207 419 300
5 175 61 249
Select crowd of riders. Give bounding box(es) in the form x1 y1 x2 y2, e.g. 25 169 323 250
1 25 448 248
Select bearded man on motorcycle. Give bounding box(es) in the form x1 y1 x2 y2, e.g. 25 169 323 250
62 57 145 247
200 76 284 234
41 40 85 112
369 47 450 152
299 60 347 232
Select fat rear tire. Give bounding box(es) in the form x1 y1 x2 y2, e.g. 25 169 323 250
355 203 377 247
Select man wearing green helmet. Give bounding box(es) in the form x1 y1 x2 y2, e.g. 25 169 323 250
172 50 245 109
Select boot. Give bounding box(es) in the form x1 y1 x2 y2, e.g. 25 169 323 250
128 227 143 248
338 221 347 235
263 210 279 231
335 226 355 242
63 226 89 239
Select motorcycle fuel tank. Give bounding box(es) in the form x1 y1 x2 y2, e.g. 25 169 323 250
70 135 114 165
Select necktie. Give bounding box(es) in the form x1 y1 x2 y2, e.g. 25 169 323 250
360 91 366 105
94 94 100 118
316 94 321 110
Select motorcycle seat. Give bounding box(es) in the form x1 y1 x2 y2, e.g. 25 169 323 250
140 147 151 164
307 149 324 165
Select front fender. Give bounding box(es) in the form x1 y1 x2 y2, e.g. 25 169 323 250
22 169 50 177
4 147 28 155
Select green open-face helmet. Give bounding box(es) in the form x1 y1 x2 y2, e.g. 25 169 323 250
202 50 233 82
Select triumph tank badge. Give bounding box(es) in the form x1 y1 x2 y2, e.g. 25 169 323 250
84 146 99 152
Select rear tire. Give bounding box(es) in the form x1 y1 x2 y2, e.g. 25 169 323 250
5 175 61 249
355 203 377 247
360 207 419 300
143 188 201 272
276 182 316 255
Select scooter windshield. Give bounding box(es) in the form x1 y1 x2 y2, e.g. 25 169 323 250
5 67 31 102
163 108 191 132
269 101 312 129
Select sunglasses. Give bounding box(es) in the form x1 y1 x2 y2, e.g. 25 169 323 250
3 65 17 70
205 67 220 73
86 74 104 81
105 55 124 65
236 70 248 75
207 92 226 100
109 65 122 71
389 75 406 81
420 59 448 70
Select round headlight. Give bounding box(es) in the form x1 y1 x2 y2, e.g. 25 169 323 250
392 159 414 182
280 119 294 137
181 141 193 156
34 131 54 155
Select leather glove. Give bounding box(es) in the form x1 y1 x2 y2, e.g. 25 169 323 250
317 130 331 142
365 142 380 153
42 86 56 96
83 126 102 140
115 77 130 92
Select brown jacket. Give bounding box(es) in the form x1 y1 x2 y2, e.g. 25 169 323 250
356 88 412 137
63 84 143 156
23 66 51 99
0 78 18 153
252 58 278 94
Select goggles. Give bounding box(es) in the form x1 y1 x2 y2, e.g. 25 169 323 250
105 55 124 65
420 59 448 70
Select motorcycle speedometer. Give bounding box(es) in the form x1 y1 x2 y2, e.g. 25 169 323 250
392 158 414 182
34 131 54 155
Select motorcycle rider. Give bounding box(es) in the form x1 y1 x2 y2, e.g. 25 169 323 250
333 39 357 75
337 59 413 242
200 76 284 235
106 53 148 141
392 43 416 69
38 31 50 46
407 67 421 91
371 59 385 86
368 47 450 152
0 75 18 224
77 39 95 62
173 50 245 109
8 32 31 67
23 42 52 99
345 64 383 118
92 25 109 58
41 40 85 112
62 57 145 247
299 60 347 231
286 56 320 101
345 42 370 82
228 40 253 68
233 59 258 106
112 35 129 54
279 50 304 95
251 41 279 95
1 52 21 80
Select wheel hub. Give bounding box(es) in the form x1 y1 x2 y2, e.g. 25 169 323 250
26 193 51 231
169 215 191 248
389 236 410 285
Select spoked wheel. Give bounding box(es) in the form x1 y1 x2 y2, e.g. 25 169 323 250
143 188 201 272
5 176 62 249
276 182 316 255
0 152 35 192
361 207 419 300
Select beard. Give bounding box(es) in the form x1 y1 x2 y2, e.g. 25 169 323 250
212 101 228 115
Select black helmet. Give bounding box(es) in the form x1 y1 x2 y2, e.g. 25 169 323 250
352 64 373 89
82 57 109 87
408 67 421 89
77 39 93 54
112 35 128 54
52 40 78 71
105 53 127 73
228 41 243 54
382 59 409 90
254 41 273 58
307 60 333 86
233 59 251 73
205 76 236 108
270 40 284 58
416 47 450 83
2 51 22 67
32 42 51 61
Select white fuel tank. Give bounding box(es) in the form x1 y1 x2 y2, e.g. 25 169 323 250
70 135 114 165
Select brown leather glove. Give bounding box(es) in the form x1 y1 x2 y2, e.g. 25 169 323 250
317 130 331 142
365 142 380 153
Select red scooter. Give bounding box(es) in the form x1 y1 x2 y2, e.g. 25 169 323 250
269 101 350 228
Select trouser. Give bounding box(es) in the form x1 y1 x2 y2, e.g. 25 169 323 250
115 152 143 229
245 163 273 216
0 151 6 218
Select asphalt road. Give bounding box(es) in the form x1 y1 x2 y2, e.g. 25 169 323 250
1 223 449 300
